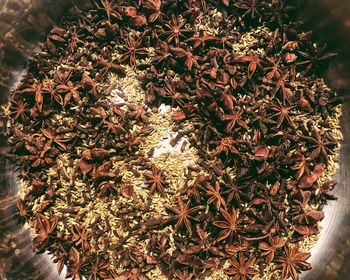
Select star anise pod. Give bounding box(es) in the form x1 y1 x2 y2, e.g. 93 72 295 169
290 153 310 180
33 213 58 252
173 269 194 280
267 100 295 128
41 128 73 151
225 252 259 280
142 0 163 22
262 57 283 81
276 244 311 280
119 36 148 66
213 207 241 241
87 256 111 280
302 129 337 165
297 44 337 76
185 35 219 49
235 54 261 79
8 99 28 123
212 136 241 160
166 196 202 235
67 247 83 280
258 236 286 262
16 81 44 112
315 180 337 202
171 46 200 70
72 226 90 252
222 173 248 206
205 181 226 210
143 163 166 195
55 80 82 106
223 109 248 132
183 224 223 257
93 60 126 79
161 15 191 46
94 0 123 22
16 199 31 219
153 40 175 67
42 77 64 106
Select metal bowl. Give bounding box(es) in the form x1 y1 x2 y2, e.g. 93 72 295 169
0 0 349 279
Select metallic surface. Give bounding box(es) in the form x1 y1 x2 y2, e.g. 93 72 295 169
0 0 349 279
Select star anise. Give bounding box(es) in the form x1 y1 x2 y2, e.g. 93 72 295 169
158 80 190 107
127 103 148 122
33 213 58 252
267 100 295 128
276 244 311 280
153 40 175 67
162 15 191 46
67 247 83 280
252 191 285 218
291 190 324 226
166 196 202 235
46 27 66 54
213 207 241 241
40 128 73 152
258 236 286 262
290 153 310 180
119 36 148 66
72 226 90 252
142 0 163 22
171 46 200 70
250 106 270 135
87 257 111 280
263 57 283 80
94 0 123 22
222 173 248 206
212 136 240 158
298 163 324 189
16 81 44 112
173 269 194 280
185 35 219 49
55 80 82 106
225 252 259 280
223 109 248 132
143 163 166 195
270 71 294 104
297 44 337 76
93 60 126 79
235 54 261 79
212 85 234 110
66 25 86 53
42 77 64 106
183 224 222 257
9 99 28 123
205 181 226 210
315 180 337 202
16 199 31 219
302 129 337 165
117 268 148 280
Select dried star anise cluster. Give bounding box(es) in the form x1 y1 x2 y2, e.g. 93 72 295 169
1 0 342 280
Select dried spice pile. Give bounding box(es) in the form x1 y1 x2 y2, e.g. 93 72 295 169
1 0 343 279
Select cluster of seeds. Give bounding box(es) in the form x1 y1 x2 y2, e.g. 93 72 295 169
1 0 343 279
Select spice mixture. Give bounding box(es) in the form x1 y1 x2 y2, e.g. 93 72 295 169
1 0 343 279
